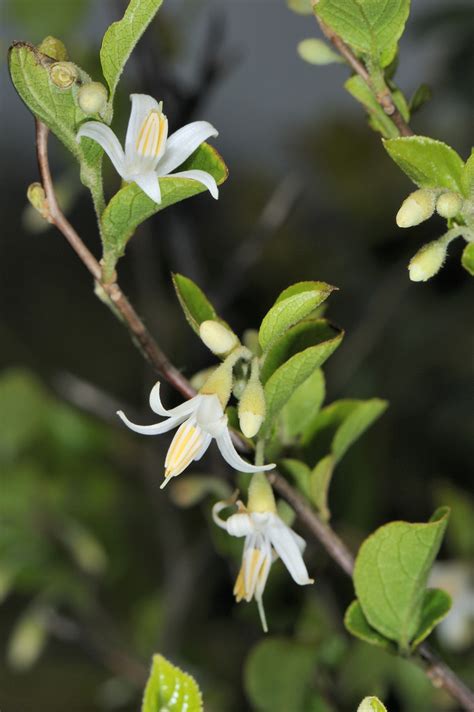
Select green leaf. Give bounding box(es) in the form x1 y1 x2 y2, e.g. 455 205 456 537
100 144 228 278
172 273 219 335
262 331 343 435
383 136 465 193
353 507 450 651
287 0 313 14
309 454 334 520
411 588 451 648
332 399 388 462
297 39 343 65
315 0 410 68
345 76 399 139
461 150 474 198
142 654 203 712
357 696 388 712
344 600 395 652
8 42 104 213
261 320 338 383
281 368 326 439
280 459 312 499
244 638 318 712
461 242 474 276
409 84 432 114
259 282 335 352
7 606 49 671
100 0 163 101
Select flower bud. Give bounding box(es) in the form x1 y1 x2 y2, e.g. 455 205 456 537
49 61 78 89
436 192 463 219
396 189 436 228
247 472 276 514
77 81 108 115
408 240 447 282
199 361 233 408
199 320 239 356
26 182 49 220
238 360 266 438
38 36 68 61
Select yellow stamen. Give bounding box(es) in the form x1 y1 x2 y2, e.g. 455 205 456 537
136 110 167 159
164 421 203 481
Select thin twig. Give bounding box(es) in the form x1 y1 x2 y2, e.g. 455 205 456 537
35 121 474 711
35 120 195 401
312 5 413 138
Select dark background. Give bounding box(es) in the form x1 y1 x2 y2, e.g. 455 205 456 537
0 1 473 710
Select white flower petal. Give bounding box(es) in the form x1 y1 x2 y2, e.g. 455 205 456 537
125 93 160 161
117 409 184 435
133 171 162 204
216 428 275 473
77 122 126 177
164 419 205 478
226 513 253 538
268 515 313 586
170 169 219 199
155 121 218 175
194 433 213 461
149 382 201 418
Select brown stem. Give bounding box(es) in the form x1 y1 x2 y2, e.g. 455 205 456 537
34 121 474 711
313 11 413 138
35 120 195 401
269 471 474 711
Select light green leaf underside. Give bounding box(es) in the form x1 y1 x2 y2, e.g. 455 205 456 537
461 242 474 276
345 76 399 139
411 588 451 648
461 149 474 197
263 330 343 434
298 38 343 65
383 136 465 193
259 282 334 352
100 0 164 101
172 273 219 335
141 654 203 712
315 0 410 68
8 42 103 210
354 507 450 650
344 600 396 651
100 144 228 275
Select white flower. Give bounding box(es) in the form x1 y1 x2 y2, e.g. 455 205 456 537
117 382 274 489
77 93 219 204
213 496 313 631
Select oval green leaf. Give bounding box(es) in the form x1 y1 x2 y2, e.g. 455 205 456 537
142 654 203 712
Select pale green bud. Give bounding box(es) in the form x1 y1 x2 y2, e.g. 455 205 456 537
238 360 266 438
38 36 68 61
199 320 239 356
27 182 49 220
199 361 233 408
396 189 436 228
357 697 387 712
436 192 463 219
77 81 108 115
50 61 78 89
408 240 447 282
247 472 276 514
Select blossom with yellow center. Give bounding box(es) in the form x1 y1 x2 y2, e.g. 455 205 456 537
117 382 274 489
213 473 313 631
77 93 219 204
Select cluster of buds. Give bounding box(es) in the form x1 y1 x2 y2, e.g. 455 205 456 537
199 320 266 439
40 35 108 117
396 188 467 281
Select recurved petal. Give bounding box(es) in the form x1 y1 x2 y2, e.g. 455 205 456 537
226 513 253 538
216 428 275 474
77 122 125 176
149 382 201 418
117 409 184 435
133 171 162 204
155 121 218 175
169 169 219 199
268 515 313 586
125 93 160 160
